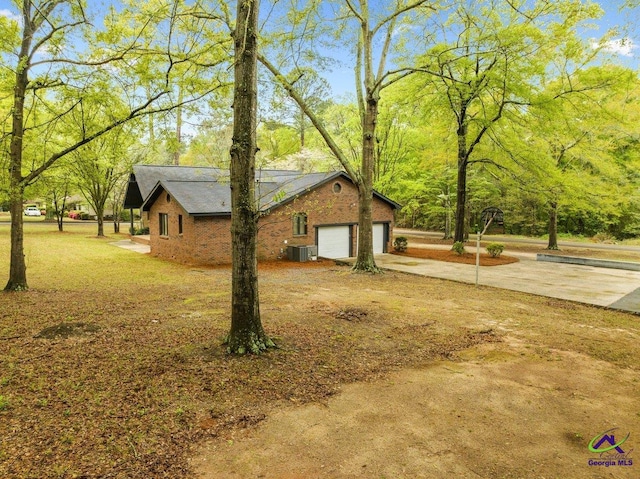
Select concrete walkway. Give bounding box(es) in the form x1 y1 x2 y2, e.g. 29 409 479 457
349 251 640 315
111 237 640 315
110 239 151 254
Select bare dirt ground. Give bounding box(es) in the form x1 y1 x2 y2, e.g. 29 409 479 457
2 229 639 478
192 250 640 479
193 343 640 479
193 363 639 474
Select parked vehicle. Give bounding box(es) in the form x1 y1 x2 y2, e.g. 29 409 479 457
24 206 42 217
68 210 92 220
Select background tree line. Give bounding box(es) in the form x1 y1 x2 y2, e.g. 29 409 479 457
2 0 637 251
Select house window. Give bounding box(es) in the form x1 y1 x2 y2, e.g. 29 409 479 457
159 213 169 236
178 214 183 235
333 182 342 193
293 213 307 236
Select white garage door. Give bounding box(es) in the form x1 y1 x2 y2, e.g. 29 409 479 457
317 226 351 259
373 223 386 254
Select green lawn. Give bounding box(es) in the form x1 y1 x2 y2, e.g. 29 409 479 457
0 212 45 223
0 223 176 290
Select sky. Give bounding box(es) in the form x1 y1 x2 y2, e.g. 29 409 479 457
592 0 639 58
325 0 640 96
1 0 638 98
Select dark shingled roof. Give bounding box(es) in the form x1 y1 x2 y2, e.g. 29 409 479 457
128 165 400 215
150 180 232 215
125 165 227 209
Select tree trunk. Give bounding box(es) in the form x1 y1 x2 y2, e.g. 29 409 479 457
5 22 31 291
453 116 468 243
453 159 468 243
444 184 452 239
464 201 471 241
55 204 64 232
352 95 379 272
173 87 183 166
547 201 559 250
6 184 28 291
53 190 66 232
226 0 273 355
97 209 104 237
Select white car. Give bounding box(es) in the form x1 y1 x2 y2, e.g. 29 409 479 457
24 206 42 217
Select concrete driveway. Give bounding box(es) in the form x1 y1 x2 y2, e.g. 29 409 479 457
112 235 640 315
363 252 640 314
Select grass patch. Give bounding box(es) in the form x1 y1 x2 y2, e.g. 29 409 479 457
0 223 638 478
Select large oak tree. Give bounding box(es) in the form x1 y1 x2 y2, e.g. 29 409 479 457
226 0 274 354
260 0 437 272
414 0 607 243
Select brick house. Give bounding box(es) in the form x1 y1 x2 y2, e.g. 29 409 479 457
124 165 399 265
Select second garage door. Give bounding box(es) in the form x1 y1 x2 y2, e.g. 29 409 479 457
373 223 386 254
317 226 351 259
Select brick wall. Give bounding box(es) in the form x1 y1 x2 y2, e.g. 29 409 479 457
257 177 395 260
148 192 195 264
148 177 395 265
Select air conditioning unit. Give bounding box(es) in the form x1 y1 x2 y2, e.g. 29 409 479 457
307 245 318 261
287 245 308 262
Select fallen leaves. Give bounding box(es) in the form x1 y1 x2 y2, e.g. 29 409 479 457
0 266 500 479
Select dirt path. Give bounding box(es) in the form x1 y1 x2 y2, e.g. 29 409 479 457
192 340 639 479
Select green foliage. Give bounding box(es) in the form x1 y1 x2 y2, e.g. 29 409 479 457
393 237 408 252
451 241 466 255
118 209 132 222
394 0 635 242
0 395 8 411
270 189 287 204
258 124 301 161
486 243 505 258
498 66 640 240
592 232 616 244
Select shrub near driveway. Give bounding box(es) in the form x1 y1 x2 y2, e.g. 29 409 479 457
451 241 466 255
486 242 505 258
0 224 638 478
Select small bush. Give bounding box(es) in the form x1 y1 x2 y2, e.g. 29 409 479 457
134 227 149 235
120 210 132 222
592 232 616 244
393 237 408 252
486 242 505 258
451 241 465 255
